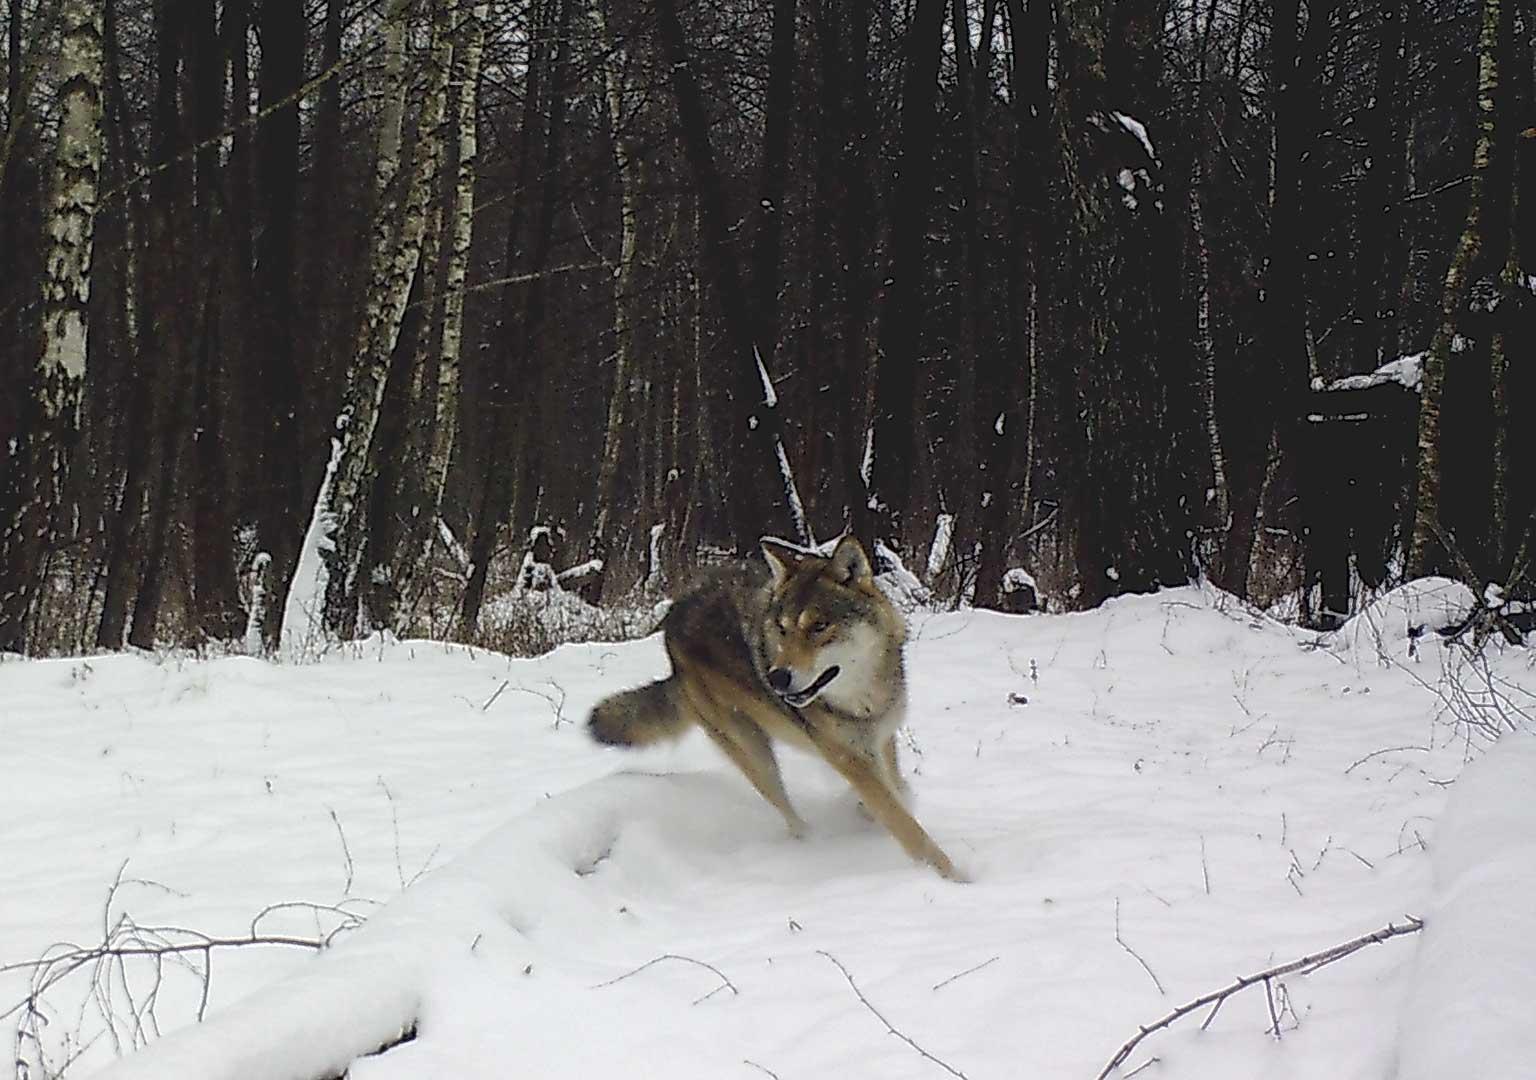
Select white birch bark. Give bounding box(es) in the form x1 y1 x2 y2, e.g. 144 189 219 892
1 0 103 649
38 0 104 420
391 0 485 620
428 0 485 501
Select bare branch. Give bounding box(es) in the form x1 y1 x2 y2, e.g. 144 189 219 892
592 954 739 1006
818 950 970 1080
1096 917 1424 1079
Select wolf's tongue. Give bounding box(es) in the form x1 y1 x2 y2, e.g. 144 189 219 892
787 665 841 703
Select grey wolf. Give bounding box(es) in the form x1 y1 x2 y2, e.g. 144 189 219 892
588 535 963 880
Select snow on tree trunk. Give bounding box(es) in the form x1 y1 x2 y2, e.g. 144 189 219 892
0 0 103 651
757 347 813 547
281 437 342 658
1409 0 1504 576
313 0 453 639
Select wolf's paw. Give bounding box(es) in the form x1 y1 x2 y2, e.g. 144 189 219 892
929 852 971 883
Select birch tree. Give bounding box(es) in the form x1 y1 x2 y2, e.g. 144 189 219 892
1408 0 1507 576
312 0 454 638
386 0 486 623
0 0 103 651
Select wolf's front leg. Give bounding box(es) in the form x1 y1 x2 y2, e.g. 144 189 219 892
809 729 966 881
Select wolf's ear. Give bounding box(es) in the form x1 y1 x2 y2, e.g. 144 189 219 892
828 535 873 586
760 538 803 586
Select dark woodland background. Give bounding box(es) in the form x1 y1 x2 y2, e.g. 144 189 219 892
1 0 1533 656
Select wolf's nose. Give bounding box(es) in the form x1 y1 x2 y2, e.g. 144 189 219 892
766 667 792 693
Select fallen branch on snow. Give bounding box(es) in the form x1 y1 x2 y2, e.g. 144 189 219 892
1096 916 1424 1080
592 954 738 1005
818 950 970 1080
3 863 371 1077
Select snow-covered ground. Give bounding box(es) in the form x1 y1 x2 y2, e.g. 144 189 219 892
3 583 1533 1079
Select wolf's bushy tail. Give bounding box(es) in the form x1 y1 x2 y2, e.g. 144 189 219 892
588 675 690 747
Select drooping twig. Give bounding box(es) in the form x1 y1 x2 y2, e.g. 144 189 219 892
592 954 738 1005
1114 899 1165 995
818 950 970 1080
328 808 356 895
1096 917 1424 1079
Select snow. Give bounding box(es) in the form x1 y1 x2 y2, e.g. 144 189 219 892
3 584 1533 1079
1328 575 1475 662
926 514 954 579
753 346 777 407
1001 567 1036 593
1323 353 1424 394
1111 112 1157 163
1118 168 1142 210
281 436 343 659
243 552 272 656
1394 734 1536 1080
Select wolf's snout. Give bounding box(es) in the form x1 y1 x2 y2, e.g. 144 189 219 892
766 667 793 693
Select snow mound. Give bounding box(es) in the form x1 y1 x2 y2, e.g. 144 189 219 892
1395 733 1536 1080
1329 577 1477 661
89 774 688 1080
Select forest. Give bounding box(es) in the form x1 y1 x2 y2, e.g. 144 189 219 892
1 0 1532 656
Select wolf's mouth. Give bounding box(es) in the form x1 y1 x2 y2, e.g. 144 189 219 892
781 665 841 707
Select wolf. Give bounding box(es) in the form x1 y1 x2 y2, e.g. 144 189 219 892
587 534 964 881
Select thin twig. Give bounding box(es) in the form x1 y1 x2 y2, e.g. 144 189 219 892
1114 899 1166 995
481 680 511 711
592 954 738 1005
1095 917 1424 1079
818 950 970 1080
931 955 1000 992
328 808 356 895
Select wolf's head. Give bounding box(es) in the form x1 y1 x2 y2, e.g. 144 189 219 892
757 535 905 714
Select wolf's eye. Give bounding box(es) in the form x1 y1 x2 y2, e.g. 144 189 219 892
809 620 831 635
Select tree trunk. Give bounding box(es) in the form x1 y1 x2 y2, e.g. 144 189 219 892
974 0 1047 610
1351 0 1407 369
654 0 797 553
389 0 485 624
1408 0 1507 576
0 0 103 651
457 0 552 638
751 0 796 364
316 0 452 638
126 0 189 650
867 0 946 549
252 0 305 649
583 0 642 604
186 0 243 643
94 0 149 649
